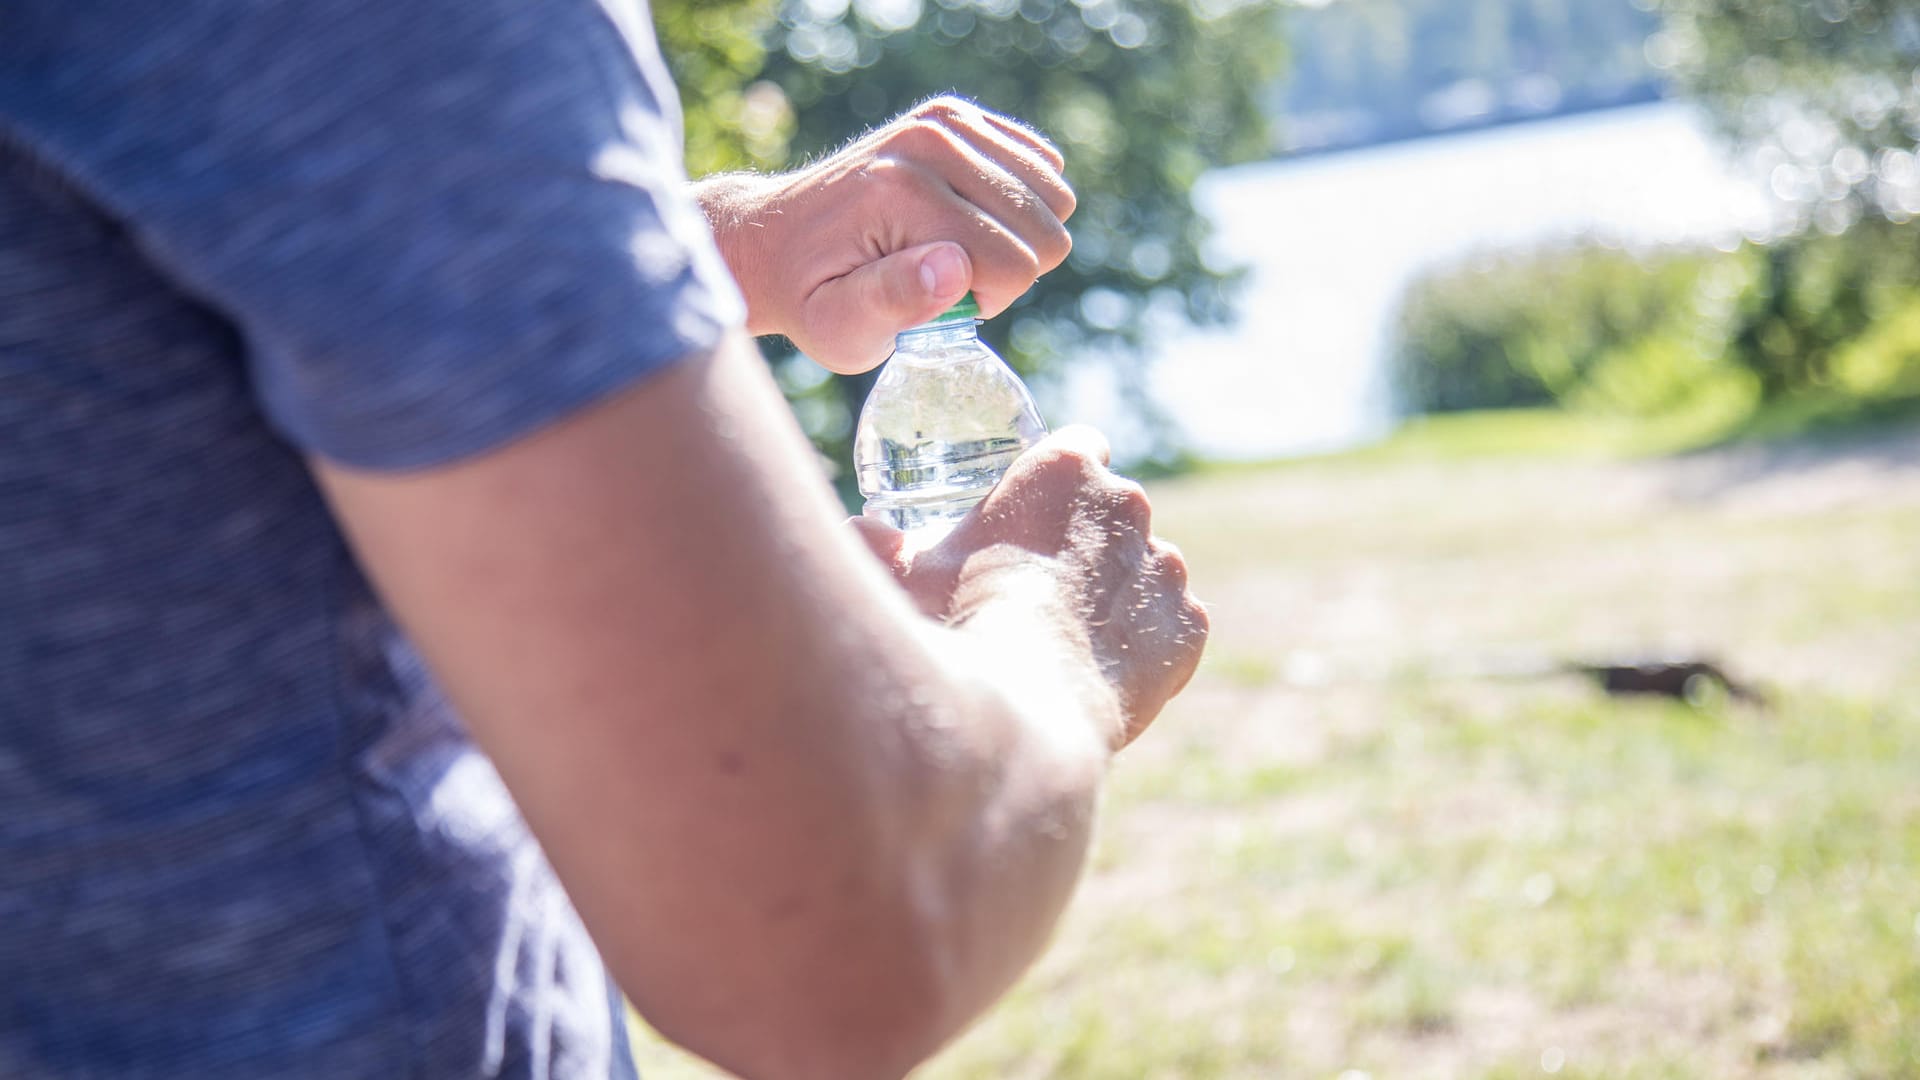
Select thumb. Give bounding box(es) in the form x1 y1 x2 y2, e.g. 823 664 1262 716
847 514 910 575
805 242 972 374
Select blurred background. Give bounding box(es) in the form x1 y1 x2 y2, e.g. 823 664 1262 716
640 1 1920 1076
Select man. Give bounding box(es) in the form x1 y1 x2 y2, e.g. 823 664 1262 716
0 2 1207 1078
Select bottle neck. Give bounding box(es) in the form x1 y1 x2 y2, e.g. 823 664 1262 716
894 318 980 355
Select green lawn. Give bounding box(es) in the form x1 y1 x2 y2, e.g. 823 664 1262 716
631 416 1920 1079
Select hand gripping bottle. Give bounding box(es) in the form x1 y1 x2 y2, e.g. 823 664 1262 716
853 293 1048 545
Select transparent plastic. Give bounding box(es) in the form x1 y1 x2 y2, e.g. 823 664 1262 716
853 309 1047 544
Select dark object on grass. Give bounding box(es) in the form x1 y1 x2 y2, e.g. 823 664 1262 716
1572 659 1767 707
1278 650 1770 709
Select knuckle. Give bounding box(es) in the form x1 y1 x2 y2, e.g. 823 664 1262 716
914 95 972 123
1110 479 1152 523
1152 537 1186 568
990 233 1044 278
1151 543 1189 588
863 155 937 200
861 154 912 186
898 119 953 152
978 240 1042 284
1036 444 1103 486
1183 599 1211 644
1037 223 1073 270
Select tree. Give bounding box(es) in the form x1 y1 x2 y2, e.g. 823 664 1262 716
1653 0 1920 233
1653 0 1920 400
653 0 790 175
654 0 1287 476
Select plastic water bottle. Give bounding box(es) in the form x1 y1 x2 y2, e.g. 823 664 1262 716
854 293 1048 545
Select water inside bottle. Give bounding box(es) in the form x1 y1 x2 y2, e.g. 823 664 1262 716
859 433 1029 536
853 311 1047 545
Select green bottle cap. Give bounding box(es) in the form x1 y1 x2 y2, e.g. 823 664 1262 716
932 292 981 323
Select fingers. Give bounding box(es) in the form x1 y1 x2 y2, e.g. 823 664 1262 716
798 141 1062 361
850 514 964 620
1149 538 1191 594
927 419 1208 741
912 98 1076 222
876 98 1073 316
908 134 1071 303
966 425 1126 555
771 97 1074 369
1033 424 1113 468
913 192 1050 320
848 514 909 573
978 111 1067 175
991 425 1119 529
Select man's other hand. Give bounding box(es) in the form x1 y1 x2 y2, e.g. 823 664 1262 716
851 426 1209 750
695 96 1076 374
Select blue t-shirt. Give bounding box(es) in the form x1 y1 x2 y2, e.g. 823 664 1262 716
0 2 744 1076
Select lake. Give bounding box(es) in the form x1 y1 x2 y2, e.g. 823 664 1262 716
1059 101 1780 462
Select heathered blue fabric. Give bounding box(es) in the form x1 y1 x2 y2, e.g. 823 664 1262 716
0 1 744 1076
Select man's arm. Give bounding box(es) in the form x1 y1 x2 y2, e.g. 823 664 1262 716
312 329 1205 1079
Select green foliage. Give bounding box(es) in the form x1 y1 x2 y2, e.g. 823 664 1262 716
652 0 789 175
652 0 1287 475
1280 0 1662 152
1653 0 1920 231
1726 215 1920 398
1393 217 1920 424
1392 240 1751 415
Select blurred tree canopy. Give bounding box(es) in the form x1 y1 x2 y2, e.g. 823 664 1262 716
1650 0 1920 404
1279 0 1662 152
1653 0 1920 233
653 1 791 175
652 0 1287 474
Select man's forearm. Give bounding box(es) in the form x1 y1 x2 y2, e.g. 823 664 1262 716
882 562 1118 1053
315 333 1138 1080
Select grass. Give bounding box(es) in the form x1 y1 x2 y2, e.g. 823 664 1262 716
1316 405 1737 465
629 414 1920 1079
1182 393 1920 477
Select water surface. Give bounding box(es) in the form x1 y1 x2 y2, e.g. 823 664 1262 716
1061 102 1779 462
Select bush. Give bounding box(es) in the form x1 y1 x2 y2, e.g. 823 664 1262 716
1391 217 1920 425
1391 240 1743 414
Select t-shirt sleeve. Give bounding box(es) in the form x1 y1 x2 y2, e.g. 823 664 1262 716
0 0 745 469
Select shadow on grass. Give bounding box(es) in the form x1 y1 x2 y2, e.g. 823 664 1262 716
1700 388 1920 449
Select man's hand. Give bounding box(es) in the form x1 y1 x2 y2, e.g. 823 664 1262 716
694 96 1076 374
852 427 1209 750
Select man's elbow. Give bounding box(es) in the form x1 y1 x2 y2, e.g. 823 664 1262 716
721 994 954 1080
649 908 969 1080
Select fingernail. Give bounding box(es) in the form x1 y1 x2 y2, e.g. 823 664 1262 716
919 245 967 299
